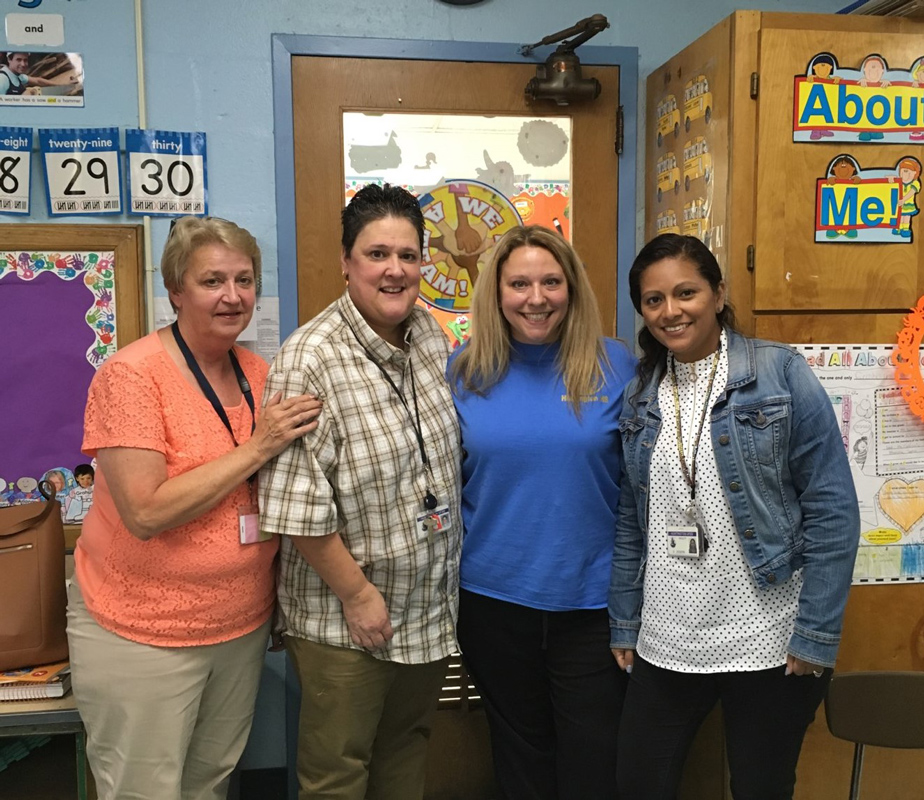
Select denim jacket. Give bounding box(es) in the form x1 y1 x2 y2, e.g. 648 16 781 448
608 329 859 667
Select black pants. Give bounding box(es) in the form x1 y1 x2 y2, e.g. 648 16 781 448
617 655 831 800
457 589 626 800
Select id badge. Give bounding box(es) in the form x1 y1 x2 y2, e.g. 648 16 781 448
666 525 704 558
416 504 452 542
239 504 270 544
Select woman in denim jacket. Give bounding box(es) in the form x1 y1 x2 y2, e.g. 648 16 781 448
609 234 859 799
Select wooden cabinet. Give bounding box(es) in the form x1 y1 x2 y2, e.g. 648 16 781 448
646 12 924 800
647 11 924 334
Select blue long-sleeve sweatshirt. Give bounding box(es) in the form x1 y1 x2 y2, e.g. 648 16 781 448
450 338 637 610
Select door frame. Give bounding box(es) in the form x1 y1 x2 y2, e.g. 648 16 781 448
271 33 639 344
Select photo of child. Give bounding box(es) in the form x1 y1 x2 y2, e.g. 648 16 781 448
64 463 95 523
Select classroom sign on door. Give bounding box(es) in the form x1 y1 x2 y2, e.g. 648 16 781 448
815 154 921 243
794 52 924 143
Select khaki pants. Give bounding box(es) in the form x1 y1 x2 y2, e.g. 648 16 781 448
285 635 448 800
66 581 269 800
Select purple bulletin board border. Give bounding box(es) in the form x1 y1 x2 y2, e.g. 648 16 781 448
0 250 117 504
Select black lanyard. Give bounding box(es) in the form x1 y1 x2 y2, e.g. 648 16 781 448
171 321 256 451
339 312 438 511
669 345 720 503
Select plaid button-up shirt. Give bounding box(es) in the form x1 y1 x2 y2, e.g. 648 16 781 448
259 292 462 664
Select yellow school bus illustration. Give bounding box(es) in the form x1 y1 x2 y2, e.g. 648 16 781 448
656 209 680 235
656 94 680 147
684 75 712 131
683 137 712 192
656 152 680 202
683 198 710 245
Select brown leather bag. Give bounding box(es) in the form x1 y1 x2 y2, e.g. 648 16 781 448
0 480 68 671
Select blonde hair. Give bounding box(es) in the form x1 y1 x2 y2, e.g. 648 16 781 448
161 217 261 308
449 225 608 415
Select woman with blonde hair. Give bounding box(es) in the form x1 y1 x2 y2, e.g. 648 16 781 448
449 225 636 800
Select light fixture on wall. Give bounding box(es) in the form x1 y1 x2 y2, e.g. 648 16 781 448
436 0 487 5
520 14 609 106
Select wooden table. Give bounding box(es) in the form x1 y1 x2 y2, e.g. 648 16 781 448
0 693 88 800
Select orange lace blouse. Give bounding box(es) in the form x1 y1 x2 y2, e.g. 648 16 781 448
74 332 278 647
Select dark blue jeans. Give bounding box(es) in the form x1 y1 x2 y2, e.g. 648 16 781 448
617 655 831 799
457 589 626 800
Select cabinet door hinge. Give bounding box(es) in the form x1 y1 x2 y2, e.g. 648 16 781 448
750 72 759 99
615 105 624 154
747 244 756 272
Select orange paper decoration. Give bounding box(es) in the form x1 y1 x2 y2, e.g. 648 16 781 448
893 295 924 420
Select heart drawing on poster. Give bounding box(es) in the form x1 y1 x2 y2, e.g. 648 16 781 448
877 479 924 533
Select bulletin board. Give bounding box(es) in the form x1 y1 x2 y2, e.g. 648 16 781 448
0 225 143 511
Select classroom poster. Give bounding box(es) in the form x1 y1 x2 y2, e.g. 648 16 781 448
342 112 572 347
796 344 924 583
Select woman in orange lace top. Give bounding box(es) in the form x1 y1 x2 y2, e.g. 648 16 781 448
66 217 322 800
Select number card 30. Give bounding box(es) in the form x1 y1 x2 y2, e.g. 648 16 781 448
126 129 208 217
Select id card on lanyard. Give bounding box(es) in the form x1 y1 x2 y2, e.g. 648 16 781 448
171 322 267 545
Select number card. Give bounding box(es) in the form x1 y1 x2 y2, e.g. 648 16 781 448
39 127 122 216
0 127 32 216
126 129 208 217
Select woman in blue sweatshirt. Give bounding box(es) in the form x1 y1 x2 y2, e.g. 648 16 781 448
449 225 636 800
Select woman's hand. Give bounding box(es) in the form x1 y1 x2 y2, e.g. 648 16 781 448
342 583 394 650
785 654 826 677
250 391 322 461
611 648 636 673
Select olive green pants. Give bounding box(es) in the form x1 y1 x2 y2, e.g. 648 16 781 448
285 635 448 800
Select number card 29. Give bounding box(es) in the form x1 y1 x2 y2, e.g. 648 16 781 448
39 127 122 216
126 129 208 217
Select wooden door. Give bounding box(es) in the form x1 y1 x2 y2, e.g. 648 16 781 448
753 24 924 313
291 57 620 333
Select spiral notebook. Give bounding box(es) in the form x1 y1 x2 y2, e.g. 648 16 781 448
0 661 71 701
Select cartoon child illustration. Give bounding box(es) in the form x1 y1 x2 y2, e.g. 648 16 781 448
852 436 869 469
806 53 839 140
911 59 924 141
825 155 862 239
63 464 95 524
892 157 921 238
8 476 41 504
858 55 889 141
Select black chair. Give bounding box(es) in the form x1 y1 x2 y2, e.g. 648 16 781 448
824 671 924 800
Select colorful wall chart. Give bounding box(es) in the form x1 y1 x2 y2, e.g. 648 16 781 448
796 344 924 583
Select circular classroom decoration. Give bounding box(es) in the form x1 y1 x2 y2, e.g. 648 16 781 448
417 179 521 314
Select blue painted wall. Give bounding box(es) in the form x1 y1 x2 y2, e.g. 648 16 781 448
8 0 846 298
3 0 848 771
